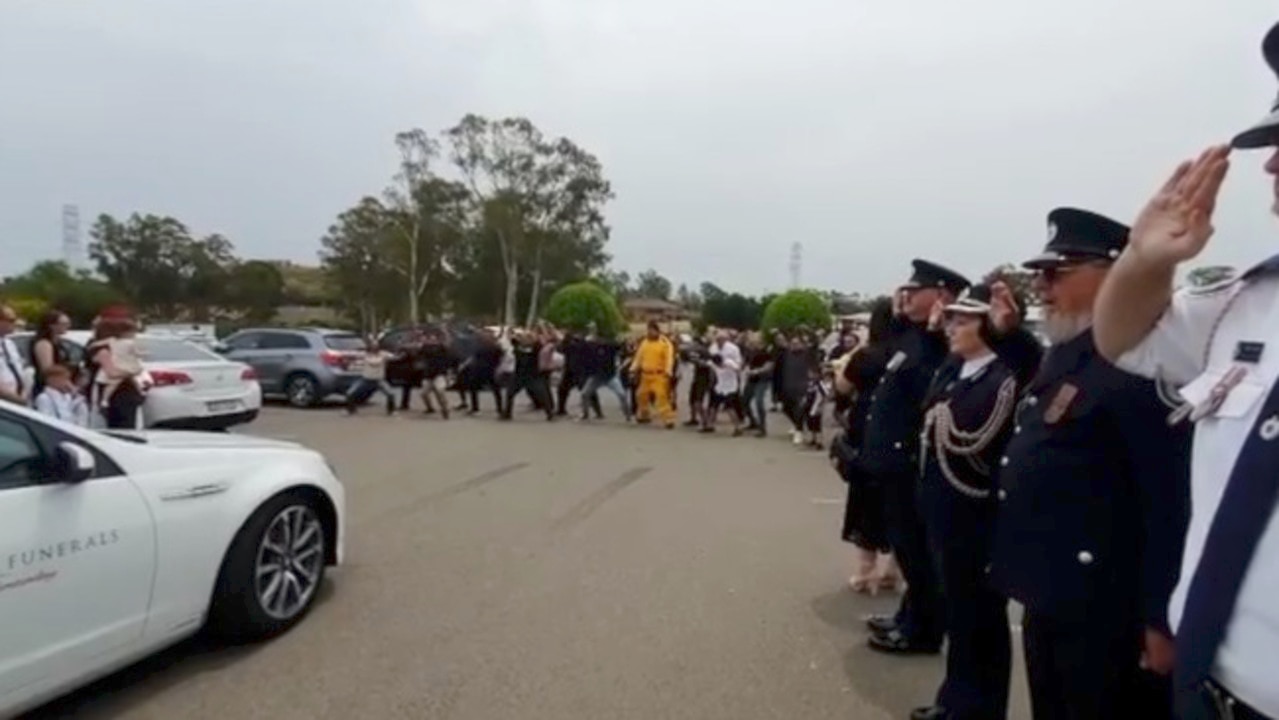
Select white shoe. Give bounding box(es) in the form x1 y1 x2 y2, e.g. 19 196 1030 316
791 430 803 445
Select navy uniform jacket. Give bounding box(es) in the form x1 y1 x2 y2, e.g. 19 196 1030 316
920 334 1041 537
989 329 1191 632
859 317 950 477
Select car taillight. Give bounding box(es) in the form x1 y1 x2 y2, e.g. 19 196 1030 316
149 369 193 387
241 367 257 380
320 350 348 368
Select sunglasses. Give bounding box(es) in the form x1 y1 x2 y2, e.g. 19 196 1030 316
1035 261 1109 284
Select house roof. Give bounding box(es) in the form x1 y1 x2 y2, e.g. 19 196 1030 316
623 297 683 312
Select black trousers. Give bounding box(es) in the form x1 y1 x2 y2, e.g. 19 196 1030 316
923 482 1010 720
882 468 944 645
503 373 553 420
1023 609 1171 720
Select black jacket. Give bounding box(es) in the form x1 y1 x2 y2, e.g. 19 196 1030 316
988 329 1191 633
858 317 950 477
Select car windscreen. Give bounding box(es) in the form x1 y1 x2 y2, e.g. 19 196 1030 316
323 334 366 351
136 338 221 362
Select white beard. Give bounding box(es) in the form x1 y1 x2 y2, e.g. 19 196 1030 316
1043 311 1092 345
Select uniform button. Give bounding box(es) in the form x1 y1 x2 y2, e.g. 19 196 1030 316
1027 396 1038 407
893 441 902 449
983 564 992 574
1077 551 1094 565
997 489 1007 501
999 456 1009 467
1014 425 1021 434
866 413 873 420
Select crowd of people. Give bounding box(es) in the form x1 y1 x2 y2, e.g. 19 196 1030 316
345 317 858 447
0 304 149 430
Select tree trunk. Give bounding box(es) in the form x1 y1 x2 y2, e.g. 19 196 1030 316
525 265 542 327
503 263 519 328
407 224 420 326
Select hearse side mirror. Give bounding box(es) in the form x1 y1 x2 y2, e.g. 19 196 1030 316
55 442 96 483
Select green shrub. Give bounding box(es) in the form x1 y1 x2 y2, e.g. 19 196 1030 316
760 289 831 335
544 282 626 338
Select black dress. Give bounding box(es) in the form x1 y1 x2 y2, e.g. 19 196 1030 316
838 346 891 551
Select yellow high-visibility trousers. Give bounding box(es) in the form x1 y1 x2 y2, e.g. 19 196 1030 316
636 372 675 425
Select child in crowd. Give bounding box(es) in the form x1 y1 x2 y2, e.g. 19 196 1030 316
799 363 831 449
34 364 89 427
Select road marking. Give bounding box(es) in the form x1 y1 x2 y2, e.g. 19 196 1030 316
375 462 531 521
551 466 653 533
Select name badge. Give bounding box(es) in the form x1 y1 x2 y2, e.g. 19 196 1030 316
1043 383 1078 424
886 351 907 372
1177 366 1255 422
1235 341 1265 364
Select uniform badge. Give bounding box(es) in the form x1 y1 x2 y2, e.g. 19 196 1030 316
1234 341 1265 364
1043 383 1078 424
1047 222 1058 242
886 351 907 372
1261 415 1279 442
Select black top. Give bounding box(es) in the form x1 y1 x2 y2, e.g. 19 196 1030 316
858 316 950 477
988 330 1191 632
28 335 70 397
420 344 457 378
780 347 817 394
583 339 622 379
560 336 592 379
841 346 889 445
513 342 540 377
473 343 502 372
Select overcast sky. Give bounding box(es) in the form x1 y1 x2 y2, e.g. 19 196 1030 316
2 0 1278 295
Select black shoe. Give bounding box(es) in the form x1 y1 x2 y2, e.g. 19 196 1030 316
865 614 897 635
867 629 942 655
910 706 949 720
683 419 700 427
699 426 714 434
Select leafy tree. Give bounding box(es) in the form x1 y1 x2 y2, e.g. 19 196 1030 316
319 197 401 332
761 289 832 334
982 263 1037 305
445 114 613 326
634 269 672 300
88 213 193 316
593 269 632 299
543 281 626 338
0 260 123 326
701 291 764 330
675 283 702 311
226 260 286 323
7 297 49 323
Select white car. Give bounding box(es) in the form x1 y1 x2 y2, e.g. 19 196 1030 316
0 402 345 718
12 332 263 431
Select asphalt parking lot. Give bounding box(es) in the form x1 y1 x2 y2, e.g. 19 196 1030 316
28 400 1032 720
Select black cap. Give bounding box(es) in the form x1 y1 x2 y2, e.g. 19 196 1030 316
1233 22 1279 149
944 284 992 315
1022 207 1129 270
901 259 971 295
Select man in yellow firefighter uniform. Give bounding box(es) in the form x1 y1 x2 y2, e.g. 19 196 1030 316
631 321 677 428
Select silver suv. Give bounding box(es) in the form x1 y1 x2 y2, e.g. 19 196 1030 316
216 328 365 407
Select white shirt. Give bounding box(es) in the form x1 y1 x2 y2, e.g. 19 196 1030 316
34 388 89 426
712 356 741 394
353 351 392 381
959 353 997 380
1115 271 1279 716
0 335 26 396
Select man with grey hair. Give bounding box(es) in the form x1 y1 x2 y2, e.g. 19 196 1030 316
987 208 1191 719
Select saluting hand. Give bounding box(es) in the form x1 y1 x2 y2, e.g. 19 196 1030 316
927 299 945 331
1129 145 1231 268
988 281 1019 334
